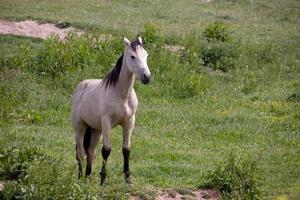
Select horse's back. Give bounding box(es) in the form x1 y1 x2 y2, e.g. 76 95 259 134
77 79 102 92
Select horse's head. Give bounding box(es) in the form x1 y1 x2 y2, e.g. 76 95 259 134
123 35 151 84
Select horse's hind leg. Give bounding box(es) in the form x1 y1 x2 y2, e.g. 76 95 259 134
75 125 87 178
85 129 101 177
100 117 112 185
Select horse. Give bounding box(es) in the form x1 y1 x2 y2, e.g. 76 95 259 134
71 35 151 185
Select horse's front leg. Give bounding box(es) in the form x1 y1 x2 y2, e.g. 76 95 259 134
100 117 112 185
122 115 135 184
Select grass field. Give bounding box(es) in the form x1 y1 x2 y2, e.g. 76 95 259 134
0 0 300 199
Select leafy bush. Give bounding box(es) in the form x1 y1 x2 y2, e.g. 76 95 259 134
1 156 98 200
287 93 300 102
181 23 238 72
201 154 262 200
181 32 204 69
34 34 99 79
173 72 212 99
142 22 162 46
2 33 123 81
55 21 71 29
200 41 239 72
203 21 233 43
0 147 45 180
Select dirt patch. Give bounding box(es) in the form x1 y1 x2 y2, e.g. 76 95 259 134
0 20 83 39
164 45 185 53
131 189 219 200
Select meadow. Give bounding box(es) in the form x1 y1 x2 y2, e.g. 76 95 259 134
0 0 300 199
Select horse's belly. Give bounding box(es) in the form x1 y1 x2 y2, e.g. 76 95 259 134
79 93 102 130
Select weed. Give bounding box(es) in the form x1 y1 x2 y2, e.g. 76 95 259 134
201 154 262 200
287 93 300 102
203 21 233 43
0 146 46 181
142 23 163 46
200 41 239 72
173 73 211 99
55 21 71 29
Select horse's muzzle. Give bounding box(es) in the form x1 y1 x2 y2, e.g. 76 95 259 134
141 74 151 84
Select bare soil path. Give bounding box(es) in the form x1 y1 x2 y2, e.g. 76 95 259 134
131 189 219 200
0 20 82 39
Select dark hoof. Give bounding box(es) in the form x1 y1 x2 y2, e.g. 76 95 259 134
125 177 132 184
100 175 106 185
124 172 132 184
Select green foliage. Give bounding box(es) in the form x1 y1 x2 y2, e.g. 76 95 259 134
0 147 45 181
33 33 116 79
181 32 204 69
182 23 238 72
172 72 212 99
287 93 300 102
55 21 71 29
0 0 300 197
201 154 262 200
1 156 98 200
2 33 123 81
242 42 278 66
142 23 162 46
200 41 239 72
203 21 233 43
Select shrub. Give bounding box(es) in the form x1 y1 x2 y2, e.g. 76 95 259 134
287 93 300 102
203 21 233 43
55 21 71 29
181 32 204 69
1 157 98 200
2 33 123 82
171 72 212 99
201 154 262 200
200 41 238 72
0 147 46 180
142 23 162 46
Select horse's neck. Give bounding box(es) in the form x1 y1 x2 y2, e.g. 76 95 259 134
114 61 135 99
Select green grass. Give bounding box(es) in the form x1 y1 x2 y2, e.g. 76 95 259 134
0 0 300 199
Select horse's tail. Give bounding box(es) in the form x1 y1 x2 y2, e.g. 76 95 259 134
83 126 92 154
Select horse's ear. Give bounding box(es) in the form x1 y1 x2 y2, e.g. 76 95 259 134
124 36 130 47
137 34 143 44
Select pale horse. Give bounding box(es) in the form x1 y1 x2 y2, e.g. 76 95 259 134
71 35 151 185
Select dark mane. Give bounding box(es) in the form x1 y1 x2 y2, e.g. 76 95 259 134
130 39 144 52
103 54 124 88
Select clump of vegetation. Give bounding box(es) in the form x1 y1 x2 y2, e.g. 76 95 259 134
200 41 238 72
0 147 45 181
142 22 163 46
201 22 238 72
1 155 98 200
33 33 119 79
201 154 262 200
3 33 122 81
181 22 238 72
287 93 300 102
202 21 233 43
55 21 71 29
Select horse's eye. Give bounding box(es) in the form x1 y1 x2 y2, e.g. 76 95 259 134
130 55 136 59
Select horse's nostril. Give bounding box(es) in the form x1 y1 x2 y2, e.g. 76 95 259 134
141 74 151 84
